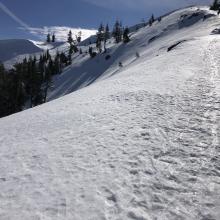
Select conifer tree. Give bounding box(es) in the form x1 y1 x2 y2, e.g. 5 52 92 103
47 33 51 43
0 63 8 117
210 0 220 10
46 49 51 61
151 14 155 23
123 27 130 43
52 34 56 42
68 48 73 65
60 52 68 66
77 31 82 43
103 24 110 52
113 20 123 43
54 52 61 74
42 59 52 103
105 24 110 41
96 23 105 53
67 30 73 44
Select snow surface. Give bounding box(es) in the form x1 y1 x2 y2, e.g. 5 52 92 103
0 6 220 220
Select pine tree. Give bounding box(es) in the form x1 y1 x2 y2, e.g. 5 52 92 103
113 20 123 43
89 47 96 58
0 63 8 117
89 47 93 57
149 14 155 27
46 49 51 61
47 33 51 43
210 0 220 10
67 30 73 44
77 31 82 43
151 14 155 23
0 62 5 83
54 52 61 74
52 34 56 42
123 27 130 43
43 62 52 103
105 24 110 41
103 24 110 52
68 46 73 65
96 23 105 53
60 52 68 66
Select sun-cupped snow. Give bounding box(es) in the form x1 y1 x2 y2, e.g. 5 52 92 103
0 6 220 220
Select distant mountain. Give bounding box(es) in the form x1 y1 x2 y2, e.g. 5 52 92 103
0 39 42 62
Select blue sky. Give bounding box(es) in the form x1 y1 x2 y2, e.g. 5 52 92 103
0 0 212 40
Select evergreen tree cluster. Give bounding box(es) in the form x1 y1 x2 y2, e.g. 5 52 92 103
112 21 130 44
67 30 79 64
95 21 130 51
112 20 123 43
149 14 155 26
47 33 56 43
96 23 110 53
0 49 69 118
210 0 220 11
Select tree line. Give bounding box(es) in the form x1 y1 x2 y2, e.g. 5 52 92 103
0 49 70 118
210 0 220 12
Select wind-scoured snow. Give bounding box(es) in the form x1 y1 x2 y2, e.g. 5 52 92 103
0 6 220 220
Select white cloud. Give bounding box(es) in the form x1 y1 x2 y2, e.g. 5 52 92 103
0 1 96 41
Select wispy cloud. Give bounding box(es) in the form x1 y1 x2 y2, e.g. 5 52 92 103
0 1 96 41
0 1 31 30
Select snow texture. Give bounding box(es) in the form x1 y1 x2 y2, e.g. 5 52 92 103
0 6 219 220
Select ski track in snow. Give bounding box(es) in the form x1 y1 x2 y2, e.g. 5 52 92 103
0 7 220 220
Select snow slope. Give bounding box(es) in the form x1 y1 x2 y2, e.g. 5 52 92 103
0 39 43 62
47 6 219 101
0 6 220 220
